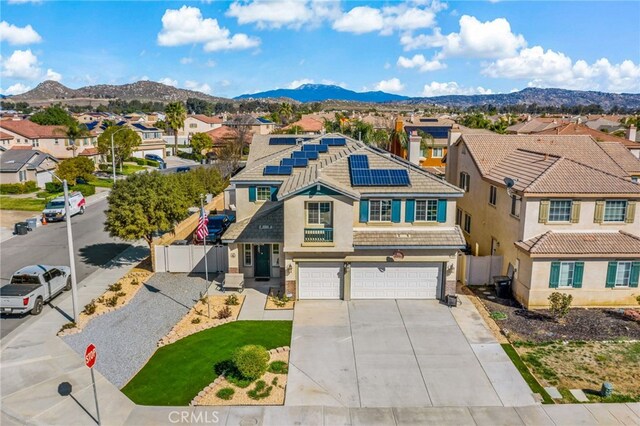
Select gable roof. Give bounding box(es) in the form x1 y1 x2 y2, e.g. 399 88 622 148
0 149 58 172
0 119 67 139
190 114 224 125
284 116 324 132
0 131 14 140
222 203 283 243
506 119 563 134
516 231 640 258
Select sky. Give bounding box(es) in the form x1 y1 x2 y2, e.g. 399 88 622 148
1 0 639 99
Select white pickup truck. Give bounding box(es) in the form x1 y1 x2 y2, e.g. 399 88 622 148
0 265 71 315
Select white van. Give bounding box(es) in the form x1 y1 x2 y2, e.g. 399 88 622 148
42 191 86 222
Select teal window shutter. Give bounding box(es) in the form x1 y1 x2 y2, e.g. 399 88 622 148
270 186 278 201
605 262 617 288
573 262 584 288
630 261 640 288
248 186 256 202
437 199 447 223
405 199 415 223
549 261 560 288
359 199 369 223
391 199 401 223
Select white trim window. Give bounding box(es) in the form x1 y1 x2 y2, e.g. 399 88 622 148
271 244 280 266
369 199 392 222
459 172 470 192
256 186 271 202
604 200 627 222
558 261 575 287
614 261 632 287
431 147 444 158
307 202 332 225
243 244 252 266
549 200 572 222
415 199 438 222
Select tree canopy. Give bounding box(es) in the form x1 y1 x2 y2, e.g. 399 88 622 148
190 132 213 160
55 157 95 185
30 105 75 126
97 126 142 166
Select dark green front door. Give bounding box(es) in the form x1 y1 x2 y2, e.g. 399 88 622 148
254 244 271 278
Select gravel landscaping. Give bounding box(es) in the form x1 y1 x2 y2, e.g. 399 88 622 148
63 273 213 388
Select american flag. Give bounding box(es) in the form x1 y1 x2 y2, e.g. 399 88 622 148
195 208 208 241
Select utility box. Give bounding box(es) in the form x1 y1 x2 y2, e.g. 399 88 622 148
601 382 613 397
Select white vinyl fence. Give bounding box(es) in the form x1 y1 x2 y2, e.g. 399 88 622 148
461 255 503 286
154 244 229 273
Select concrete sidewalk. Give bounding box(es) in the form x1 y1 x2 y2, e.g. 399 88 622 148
0 244 148 425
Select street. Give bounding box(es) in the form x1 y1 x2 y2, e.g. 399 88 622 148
0 198 133 338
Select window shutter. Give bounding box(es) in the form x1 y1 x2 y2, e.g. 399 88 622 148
605 262 617 288
270 186 278 201
405 199 415 223
437 199 447 223
248 186 256 202
391 199 401 223
539 200 549 223
625 201 636 223
359 199 369 223
549 261 560 288
594 200 605 224
573 262 584 288
570 201 581 223
630 261 640 288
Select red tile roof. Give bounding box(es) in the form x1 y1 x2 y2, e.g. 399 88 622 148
0 119 97 138
191 114 224 125
516 231 640 257
79 147 99 156
285 116 324 132
0 131 14 140
9 145 32 150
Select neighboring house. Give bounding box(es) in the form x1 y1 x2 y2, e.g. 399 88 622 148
0 131 15 150
222 133 466 302
446 132 640 308
224 115 275 135
0 119 99 160
182 114 224 139
403 117 454 176
505 118 563 134
283 116 325 134
0 149 58 188
129 123 166 159
584 117 625 133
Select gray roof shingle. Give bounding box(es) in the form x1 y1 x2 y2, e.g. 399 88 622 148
0 149 56 172
222 203 283 243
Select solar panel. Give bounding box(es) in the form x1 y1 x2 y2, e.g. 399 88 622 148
263 165 293 175
269 137 297 145
389 169 410 185
280 158 308 168
347 154 410 186
292 151 319 160
301 144 329 153
350 169 371 186
349 155 369 169
321 137 346 146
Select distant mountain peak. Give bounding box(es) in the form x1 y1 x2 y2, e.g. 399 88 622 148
236 83 409 103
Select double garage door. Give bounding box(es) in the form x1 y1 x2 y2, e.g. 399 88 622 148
298 262 442 300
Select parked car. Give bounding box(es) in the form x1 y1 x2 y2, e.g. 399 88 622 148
145 154 165 164
42 191 86 222
176 166 190 173
193 214 234 244
0 265 71 315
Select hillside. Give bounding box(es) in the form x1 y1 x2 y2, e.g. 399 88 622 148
236 84 411 103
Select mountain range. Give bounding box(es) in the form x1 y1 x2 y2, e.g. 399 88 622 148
4 81 640 110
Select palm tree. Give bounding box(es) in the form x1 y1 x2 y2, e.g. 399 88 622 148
165 102 187 155
371 129 390 149
390 128 408 151
55 120 90 157
278 102 294 125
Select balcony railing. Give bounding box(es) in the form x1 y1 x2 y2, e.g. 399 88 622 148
304 228 333 243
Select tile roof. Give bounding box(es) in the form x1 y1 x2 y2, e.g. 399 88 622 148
515 231 640 257
0 119 68 139
79 147 99 156
537 123 629 142
506 120 563 134
353 227 466 248
285 116 324 132
222 203 283 243
597 142 640 175
0 131 14 140
0 149 57 172
205 125 239 141
191 114 224 124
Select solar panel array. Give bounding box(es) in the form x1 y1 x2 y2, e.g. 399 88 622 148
292 150 319 160
280 158 309 168
405 126 451 140
348 154 410 186
302 144 328 153
269 137 312 145
263 165 293 175
321 137 347 146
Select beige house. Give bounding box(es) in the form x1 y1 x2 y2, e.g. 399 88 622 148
222 134 465 301
128 123 166 159
0 149 58 188
224 115 275 135
445 132 640 308
182 115 224 138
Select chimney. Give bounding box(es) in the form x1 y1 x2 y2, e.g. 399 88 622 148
408 131 421 165
627 125 637 142
448 124 462 147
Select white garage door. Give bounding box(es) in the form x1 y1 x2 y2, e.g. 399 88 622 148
351 263 441 299
36 171 52 188
144 149 165 158
298 262 342 299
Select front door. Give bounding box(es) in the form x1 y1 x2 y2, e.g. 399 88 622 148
254 244 271 278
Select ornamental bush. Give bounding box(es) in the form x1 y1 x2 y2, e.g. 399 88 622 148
548 292 573 319
0 181 37 194
232 345 269 380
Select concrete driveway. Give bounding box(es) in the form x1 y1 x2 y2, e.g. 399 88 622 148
286 299 536 408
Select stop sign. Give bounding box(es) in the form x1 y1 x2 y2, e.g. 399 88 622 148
85 344 97 369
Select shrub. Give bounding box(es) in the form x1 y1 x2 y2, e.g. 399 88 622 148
191 317 201 324
247 380 272 400
225 294 239 306
232 345 269 380
60 322 76 331
115 291 127 297
108 282 122 292
216 388 234 401
637 295 640 305
214 360 253 388
490 311 508 321
268 360 288 374
105 296 119 307
217 306 232 319
56 157 95 185
548 292 573 319
45 181 63 193
98 164 109 172
271 294 291 308
72 183 96 197
271 377 278 386
0 181 38 194
83 300 97 315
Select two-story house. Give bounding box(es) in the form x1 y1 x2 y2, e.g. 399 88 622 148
129 123 166 159
446 132 640 308
222 133 466 301
182 114 224 141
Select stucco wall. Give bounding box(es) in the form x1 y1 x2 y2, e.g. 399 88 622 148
352 199 458 227
234 185 277 222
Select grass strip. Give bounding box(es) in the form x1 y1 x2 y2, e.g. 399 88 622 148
501 343 554 404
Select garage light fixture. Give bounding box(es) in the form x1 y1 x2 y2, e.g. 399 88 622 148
392 250 405 260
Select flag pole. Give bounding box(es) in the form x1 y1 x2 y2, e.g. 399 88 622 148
200 194 211 318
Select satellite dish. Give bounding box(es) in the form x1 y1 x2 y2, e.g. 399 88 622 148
504 177 516 188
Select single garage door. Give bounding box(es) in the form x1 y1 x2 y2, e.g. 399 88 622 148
36 171 52 188
351 263 441 299
298 262 342 299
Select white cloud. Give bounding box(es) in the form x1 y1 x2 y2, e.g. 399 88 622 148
158 77 178 87
397 54 446 72
227 0 340 29
373 78 405 93
321 79 347 88
1 82 31 95
45 68 61 82
421 81 493 97
180 57 193 64
483 46 640 92
0 21 42 45
333 2 440 35
184 80 212 94
0 49 40 80
157 6 260 52
287 78 314 88
333 6 384 34
403 15 526 58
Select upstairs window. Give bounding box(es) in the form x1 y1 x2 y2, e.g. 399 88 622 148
256 186 271 201
459 172 470 192
369 199 392 222
415 199 438 222
604 200 627 222
549 200 572 222
456 208 462 226
463 213 471 234
511 196 521 218
307 202 332 226
489 185 497 206
431 147 444 158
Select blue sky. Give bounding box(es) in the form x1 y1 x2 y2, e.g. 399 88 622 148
1 1 639 98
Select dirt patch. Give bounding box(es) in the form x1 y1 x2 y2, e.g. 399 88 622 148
193 348 289 406
0 210 38 228
58 259 153 336
469 285 640 342
515 341 640 401
158 294 245 346
263 287 295 310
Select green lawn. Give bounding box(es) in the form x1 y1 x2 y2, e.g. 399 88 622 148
121 321 292 406
103 163 147 176
0 197 46 211
90 179 114 188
